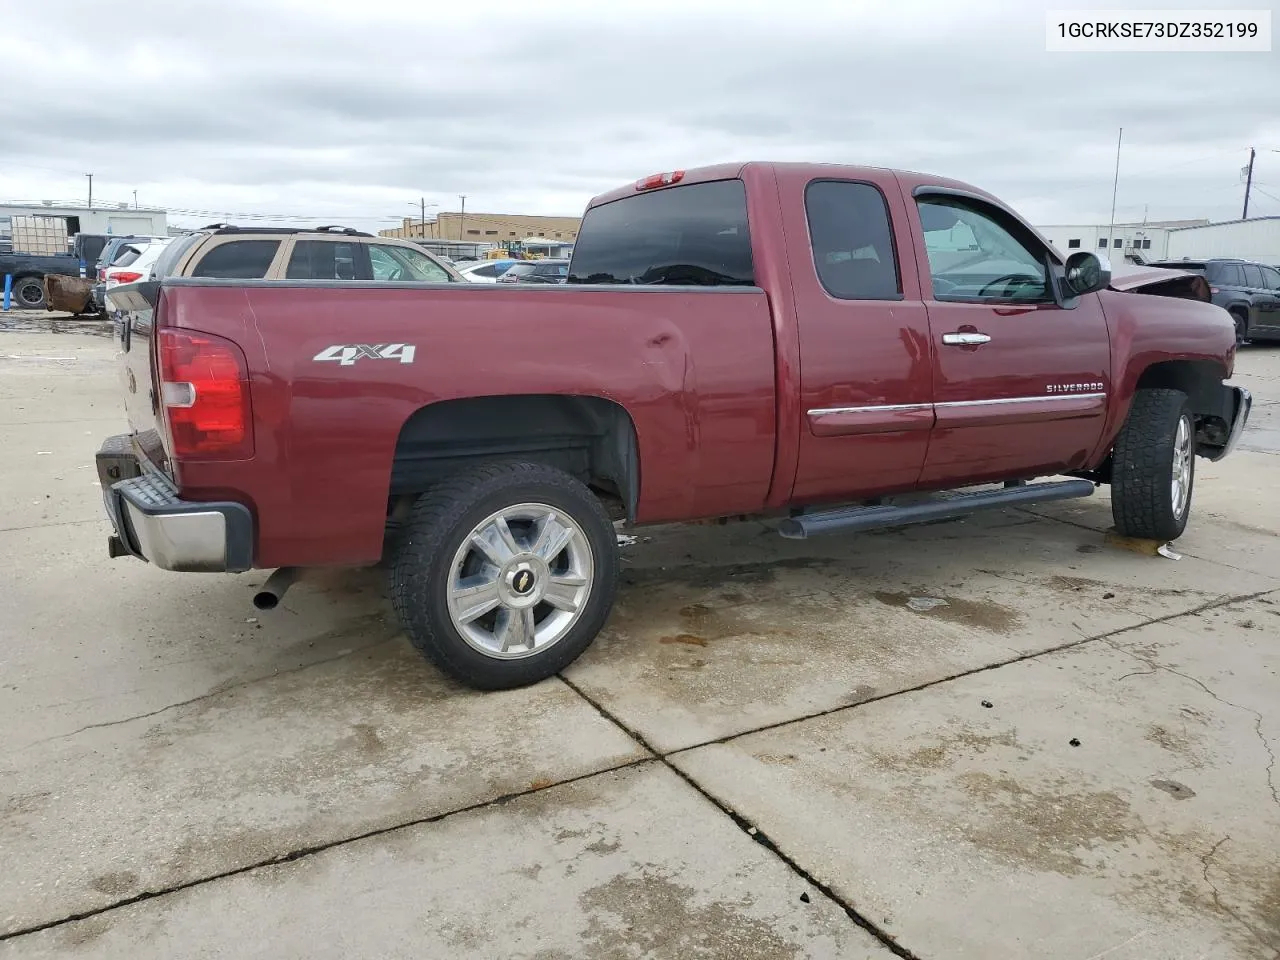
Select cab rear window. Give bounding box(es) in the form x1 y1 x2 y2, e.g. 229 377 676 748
568 179 754 286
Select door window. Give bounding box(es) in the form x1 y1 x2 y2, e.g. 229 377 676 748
190 240 281 279
286 241 361 280
369 244 453 282
533 262 568 280
112 245 146 268
1258 266 1280 290
916 198 1049 302
1212 263 1244 286
1241 264 1266 288
804 181 901 300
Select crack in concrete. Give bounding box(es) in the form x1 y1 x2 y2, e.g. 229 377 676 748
556 673 923 960
657 587 1277 754
3 585 1272 949
1199 836 1280 958
0 518 106 535
21 639 394 751
1104 636 1280 811
0 755 654 944
1017 507 1280 580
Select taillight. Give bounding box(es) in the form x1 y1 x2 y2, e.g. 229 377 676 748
1209 286 1220 294
635 170 684 191
157 328 253 459
97 268 106 281
112 271 143 284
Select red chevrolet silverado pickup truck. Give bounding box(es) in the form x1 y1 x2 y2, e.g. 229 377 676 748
98 162 1251 689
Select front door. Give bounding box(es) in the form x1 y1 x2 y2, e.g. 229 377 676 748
905 188 1111 487
783 174 934 503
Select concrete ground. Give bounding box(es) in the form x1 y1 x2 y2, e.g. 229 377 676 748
1 319 1277 959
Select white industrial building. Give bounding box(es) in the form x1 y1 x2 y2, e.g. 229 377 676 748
1035 216 1280 266
0 202 168 250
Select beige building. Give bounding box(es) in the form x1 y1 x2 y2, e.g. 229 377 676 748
382 211 582 244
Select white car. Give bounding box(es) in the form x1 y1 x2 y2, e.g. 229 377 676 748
456 259 521 283
103 238 174 292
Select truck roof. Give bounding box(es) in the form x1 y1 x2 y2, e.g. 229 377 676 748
584 161 1002 211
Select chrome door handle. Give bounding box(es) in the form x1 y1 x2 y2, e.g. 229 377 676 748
942 332 991 346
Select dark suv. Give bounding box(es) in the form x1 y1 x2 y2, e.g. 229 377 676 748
1150 258 1280 343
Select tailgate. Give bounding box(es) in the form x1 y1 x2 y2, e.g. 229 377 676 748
108 281 172 476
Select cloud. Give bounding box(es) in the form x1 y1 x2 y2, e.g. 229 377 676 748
1 0 1276 229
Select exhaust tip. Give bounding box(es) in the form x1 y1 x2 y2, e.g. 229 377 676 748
252 567 300 611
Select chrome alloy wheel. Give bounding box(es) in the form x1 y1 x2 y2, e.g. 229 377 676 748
1171 415 1193 520
446 503 593 659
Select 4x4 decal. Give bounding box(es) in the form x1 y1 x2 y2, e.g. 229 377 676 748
313 343 416 366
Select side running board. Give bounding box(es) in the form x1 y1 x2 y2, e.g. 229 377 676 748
778 479 1096 540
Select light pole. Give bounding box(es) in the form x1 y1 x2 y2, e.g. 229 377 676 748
85 173 94 209
459 195 467 242
1242 147 1255 220
132 189 138 210
407 200 438 238
1106 128 1121 249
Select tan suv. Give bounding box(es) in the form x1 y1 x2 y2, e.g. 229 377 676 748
150 225 464 284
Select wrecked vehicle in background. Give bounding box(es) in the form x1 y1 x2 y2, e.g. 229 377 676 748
43 274 99 315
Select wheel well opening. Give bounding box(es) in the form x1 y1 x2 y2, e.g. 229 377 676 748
1135 360 1226 416
1134 359 1233 456
390 395 640 520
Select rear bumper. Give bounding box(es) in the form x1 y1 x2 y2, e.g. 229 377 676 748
1205 387 1252 462
96 434 253 572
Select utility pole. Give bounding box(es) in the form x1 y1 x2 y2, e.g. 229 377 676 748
459 194 467 241
1242 146 1256 219
85 173 94 209
1106 127 1122 251
420 197 426 237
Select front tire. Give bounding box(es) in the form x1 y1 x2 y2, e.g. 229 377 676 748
1111 388 1195 542
390 461 619 690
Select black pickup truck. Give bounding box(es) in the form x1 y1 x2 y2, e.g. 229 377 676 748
0 253 82 309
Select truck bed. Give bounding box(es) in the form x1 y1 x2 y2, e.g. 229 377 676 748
115 279 780 567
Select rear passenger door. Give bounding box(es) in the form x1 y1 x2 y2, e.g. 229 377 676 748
784 175 934 503
285 239 369 280
1256 266 1280 337
1241 264 1277 333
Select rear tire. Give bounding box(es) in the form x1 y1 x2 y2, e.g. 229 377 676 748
390 461 619 690
13 275 45 310
1111 388 1195 542
1230 309 1248 346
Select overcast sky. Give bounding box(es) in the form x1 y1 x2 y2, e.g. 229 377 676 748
2 0 1277 230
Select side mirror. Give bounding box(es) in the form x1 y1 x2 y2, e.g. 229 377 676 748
1063 251 1111 296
